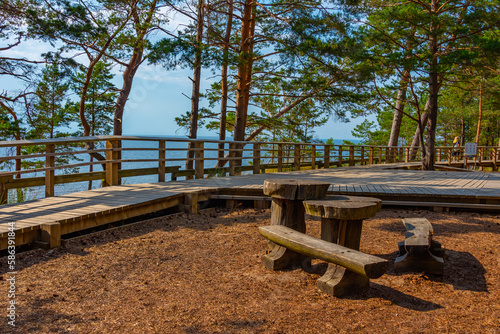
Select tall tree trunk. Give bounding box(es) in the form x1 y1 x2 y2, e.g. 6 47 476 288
233 0 255 166
497 139 500 161
461 116 465 149
111 1 156 185
2 104 23 202
113 0 157 135
388 71 409 147
422 0 439 170
213 84 330 168
78 13 130 166
113 53 143 136
388 70 409 162
475 77 483 145
409 99 430 161
218 0 234 162
186 0 205 174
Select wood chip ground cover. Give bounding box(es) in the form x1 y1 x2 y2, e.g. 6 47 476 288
1 207 499 333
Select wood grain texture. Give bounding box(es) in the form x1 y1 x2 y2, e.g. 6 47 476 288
304 199 379 221
395 218 444 275
1 163 499 250
402 218 433 255
263 179 330 200
259 225 387 279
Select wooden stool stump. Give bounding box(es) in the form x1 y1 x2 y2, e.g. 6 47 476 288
303 195 381 296
395 218 444 275
263 179 330 270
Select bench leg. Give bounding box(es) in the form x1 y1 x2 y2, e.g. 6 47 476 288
317 264 369 297
264 198 307 269
321 218 363 250
264 245 311 271
394 251 444 275
398 240 445 258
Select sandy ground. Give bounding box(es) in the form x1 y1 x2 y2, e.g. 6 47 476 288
1 206 499 333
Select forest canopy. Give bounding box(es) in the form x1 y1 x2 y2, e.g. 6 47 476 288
1 0 500 170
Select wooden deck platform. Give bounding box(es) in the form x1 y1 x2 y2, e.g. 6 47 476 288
1 163 499 250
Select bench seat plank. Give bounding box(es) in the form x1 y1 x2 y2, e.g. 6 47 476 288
259 225 387 279
395 218 444 275
403 218 433 255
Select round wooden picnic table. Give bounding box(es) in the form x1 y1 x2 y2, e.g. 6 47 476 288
262 179 330 270
303 195 382 296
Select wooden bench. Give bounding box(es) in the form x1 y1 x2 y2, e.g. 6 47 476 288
259 225 388 297
394 218 444 275
262 179 331 270
301 195 383 296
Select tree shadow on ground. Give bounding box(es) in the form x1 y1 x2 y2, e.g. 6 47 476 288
367 248 488 293
183 319 267 334
375 214 500 236
347 283 444 311
304 261 442 311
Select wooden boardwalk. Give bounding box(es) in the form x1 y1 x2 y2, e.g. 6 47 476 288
1 163 499 250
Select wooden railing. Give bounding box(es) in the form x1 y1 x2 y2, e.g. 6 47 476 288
0 136 498 204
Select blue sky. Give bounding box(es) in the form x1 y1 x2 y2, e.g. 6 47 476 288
2 37 371 141
122 64 368 140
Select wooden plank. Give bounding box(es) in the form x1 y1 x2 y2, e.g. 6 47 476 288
402 218 432 252
259 225 387 279
382 200 500 210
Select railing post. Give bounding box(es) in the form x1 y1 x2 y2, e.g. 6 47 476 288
229 143 235 176
106 138 120 187
324 145 330 168
337 145 342 167
194 141 204 179
369 147 374 165
311 145 316 169
360 146 365 165
253 143 261 174
294 144 301 171
278 144 283 172
378 147 382 164
437 148 441 162
405 147 409 163
0 175 12 204
493 147 498 172
45 143 55 197
448 147 452 165
349 146 354 166
158 140 165 182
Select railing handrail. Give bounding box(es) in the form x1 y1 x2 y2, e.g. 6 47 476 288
0 135 498 205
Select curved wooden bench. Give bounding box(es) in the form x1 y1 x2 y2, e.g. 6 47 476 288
259 225 388 297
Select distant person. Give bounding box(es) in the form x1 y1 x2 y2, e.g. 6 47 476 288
452 136 460 161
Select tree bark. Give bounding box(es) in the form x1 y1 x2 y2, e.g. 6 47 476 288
218 0 234 161
113 53 143 135
388 73 409 147
475 77 483 145
232 0 255 166
113 0 157 136
388 70 409 162
2 103 23 202
409 99 430 161
186 0 205 173
422 0 439 170
77 7 131 166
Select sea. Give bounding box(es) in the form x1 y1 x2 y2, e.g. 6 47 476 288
5 137 361 202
